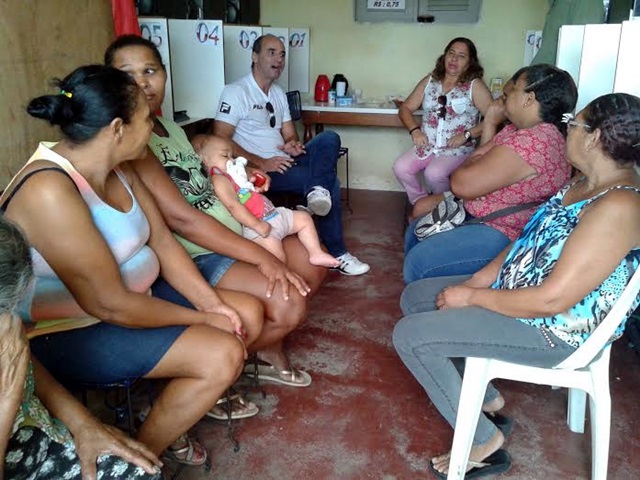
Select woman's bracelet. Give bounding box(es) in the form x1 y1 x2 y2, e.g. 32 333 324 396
409 126 420 135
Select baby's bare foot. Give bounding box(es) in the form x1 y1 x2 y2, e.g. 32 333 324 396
309 252 340 268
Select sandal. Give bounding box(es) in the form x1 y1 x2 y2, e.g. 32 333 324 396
206 393 259 421
244 361 312 387
429 449 511 479
484 411 514 437
163 433 208 466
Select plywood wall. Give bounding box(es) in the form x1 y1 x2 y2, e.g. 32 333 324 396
0 0 114 188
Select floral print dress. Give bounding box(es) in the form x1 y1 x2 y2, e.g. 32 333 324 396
4 363 159 479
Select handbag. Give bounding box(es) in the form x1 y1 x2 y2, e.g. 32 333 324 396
414 191 540 241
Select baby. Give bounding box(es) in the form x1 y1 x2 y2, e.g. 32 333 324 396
196 135 339 268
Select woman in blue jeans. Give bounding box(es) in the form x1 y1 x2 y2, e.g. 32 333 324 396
403 64 577 284
394 93 640 477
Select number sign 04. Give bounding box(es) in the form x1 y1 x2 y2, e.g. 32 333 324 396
195 22 220 45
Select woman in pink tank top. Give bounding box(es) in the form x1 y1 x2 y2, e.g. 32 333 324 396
2 64 264 468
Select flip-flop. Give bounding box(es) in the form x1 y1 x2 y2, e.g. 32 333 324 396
430 449 512 479
243 363 312 387
485 411 514 437
206 393 259 421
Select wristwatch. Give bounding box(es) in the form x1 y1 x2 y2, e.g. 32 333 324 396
464 130 472 141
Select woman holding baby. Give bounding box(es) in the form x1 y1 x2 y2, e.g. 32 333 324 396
104 35 324 388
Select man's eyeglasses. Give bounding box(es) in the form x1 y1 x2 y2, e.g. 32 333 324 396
265 101 276 128
437 95 447 119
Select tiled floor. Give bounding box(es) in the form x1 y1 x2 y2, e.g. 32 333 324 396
125 190 640 479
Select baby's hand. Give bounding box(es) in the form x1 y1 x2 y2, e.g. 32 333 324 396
256 221 272 238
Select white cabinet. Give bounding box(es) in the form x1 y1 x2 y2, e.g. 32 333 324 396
167 19 226 120
557 21 640 112
138 17 174 119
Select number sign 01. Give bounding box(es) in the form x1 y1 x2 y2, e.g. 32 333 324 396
289 32 306 48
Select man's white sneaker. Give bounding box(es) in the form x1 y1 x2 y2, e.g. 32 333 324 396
306 186 332 217
333 253 370 276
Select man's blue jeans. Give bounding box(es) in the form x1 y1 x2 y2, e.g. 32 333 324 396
403 220 511 284
268 131 346 257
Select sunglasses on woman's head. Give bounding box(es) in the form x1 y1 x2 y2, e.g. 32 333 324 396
437 95 447 119
265 102 276 128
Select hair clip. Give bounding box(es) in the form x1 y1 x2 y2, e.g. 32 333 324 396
60 90 72 98
561 113 574 123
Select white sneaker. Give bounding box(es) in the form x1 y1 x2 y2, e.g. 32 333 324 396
306 186 332 216
333 252 370 276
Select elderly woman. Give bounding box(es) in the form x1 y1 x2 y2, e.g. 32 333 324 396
0 214 162 479
404 64 578 284
394 37 493 214
0 65 264 466
394 93 640 477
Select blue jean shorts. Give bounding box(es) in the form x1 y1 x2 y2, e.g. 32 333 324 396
30 322 188 383
151 252 236 308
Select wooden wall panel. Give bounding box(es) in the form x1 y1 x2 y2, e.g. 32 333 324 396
0 0 114 188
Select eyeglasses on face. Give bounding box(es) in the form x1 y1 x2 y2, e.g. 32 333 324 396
437 95 447 119
566 120 592 131
265 101 276 128
562 113 592 132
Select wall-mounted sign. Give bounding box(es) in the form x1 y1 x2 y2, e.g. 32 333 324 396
367 0 406 10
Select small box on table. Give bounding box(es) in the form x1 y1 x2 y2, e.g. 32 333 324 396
336 96 353 107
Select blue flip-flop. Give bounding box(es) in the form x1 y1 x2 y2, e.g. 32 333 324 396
430 449 512 479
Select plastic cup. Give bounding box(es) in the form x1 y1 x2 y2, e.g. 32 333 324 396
336 81 346 97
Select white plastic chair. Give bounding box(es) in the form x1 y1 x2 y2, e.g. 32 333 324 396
447 267 640 480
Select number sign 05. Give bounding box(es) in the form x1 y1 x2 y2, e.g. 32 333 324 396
140 23 163 48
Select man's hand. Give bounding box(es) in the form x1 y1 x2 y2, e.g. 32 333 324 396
263 156 295 174
278 140 306 157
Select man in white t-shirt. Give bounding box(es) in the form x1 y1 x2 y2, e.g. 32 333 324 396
214 35 369 276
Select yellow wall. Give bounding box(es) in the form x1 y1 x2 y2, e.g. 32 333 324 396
262 0 548 190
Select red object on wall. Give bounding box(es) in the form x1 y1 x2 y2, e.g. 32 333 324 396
314 74 330 103
111 0 141 36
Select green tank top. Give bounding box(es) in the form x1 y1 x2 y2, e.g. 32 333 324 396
148 117 242 256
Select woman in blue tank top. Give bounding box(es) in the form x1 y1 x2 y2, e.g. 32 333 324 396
394 93 640 477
